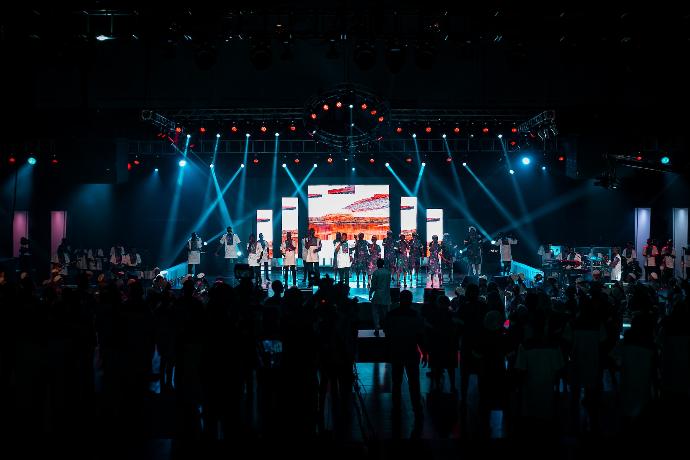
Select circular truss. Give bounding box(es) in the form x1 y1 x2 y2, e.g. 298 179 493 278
303 84 390 151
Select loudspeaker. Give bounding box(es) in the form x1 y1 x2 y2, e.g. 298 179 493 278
423 288 444 304
389 287 400 303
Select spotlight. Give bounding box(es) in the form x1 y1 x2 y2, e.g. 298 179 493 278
521 157 530 165
558 155 565 162
282 163 286 168
313 163 318 168
216 133 221 138
154 168 159 172
209 163 214 168
260 126 267 133
482 127 489 134
442 133 447 139
497 134 503 139
541 165 547 171
378 116 384 122
635 155 643 161
352 167 355 171
294 158 300 164
454 126 460 134
127 163 132 171
396 127 403 133
9 156 17 164
246 133 251 138
361 103 367 110
509 141 517 147
275 132 280 137
231 125 238 133
511 127 518 133
27 156 37 165
51 158 59 165
253 158 260 164
491 240 496 245
349 104 354 109
175 127 182 133
385 162 390 167
421 162 426 167
661 156 670 164
370 109 377 116
241 163 245 168
178 160 187 167
290 125 296 132
310 113 317 119
199 127 206 134
462 162 467 166
412 133 417 138
327 157 333 164
133 159 141 165
509 169 515 175
425 126 432 133
369 158 375 164
186 134 191 139
335 101 342 108
323 104 329 111
446 157 452 163
405 157 413 163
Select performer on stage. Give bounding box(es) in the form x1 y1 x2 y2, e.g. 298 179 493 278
219 226 241 282
280 232 297 287
621 241 637 279
394 233 409 288
367 235 381 288
660 239 676 285
258 233 271 283
441 232 456 283
305 228 322 287
642 238 659 281
124 247 142 278
301 234 310 284
333 232 342 282
408 231 424 287
464 226 483 276
336 232 352 284
537 242 554 266
353 232 370 288
493 234 518 275
383 230 396 278
428 234 443 288
247 233 262 285
110 242 125 274
18 237 32 273
610 246 622 281
186 232 203 275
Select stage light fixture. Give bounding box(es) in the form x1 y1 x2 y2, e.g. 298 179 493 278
462 162 467 166
446 157 452 163
385 162 390 167
352 167 355 171
186 134 191 139
541 165 547 171
558 155 565 162
127 163 132 171
209 163 214 168
313 163 318 168
51 158 59 165
231 126 238 133
361 103 367 110
511 127 518 133
454 127 460 134
327 157 333 164
349 104 354 109
412 133 417 138
370 109 377 116
661 156 670 164
275 132 280 137
310 113 317 119
378 116 384 122
396 127 403 133
369 158 375 164
290 125 296 132
442 133 447 138
246 133 251 138
521 157 530 165
216 133 221 138
405 157 413 163
421 162 426 167
27 156 37 165
175 127 182 133
9 156 16 164
241 163 245 168
178 160 187 167
482 127 489 134
491 240 496 245
635 155 643 161
335 101 342 108
509 141 517 147
253 158 260 164
199 127 207 134
509 169 515 174
282 163 286 168
425 126 432 133
133 159 141 166
294 158 300 164
154 168 159 172
497 134 503 139
323 104 329 111
260 126 267 133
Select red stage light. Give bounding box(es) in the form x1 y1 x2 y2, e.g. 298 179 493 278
635 155 643 161
335 101 342 108
396 127 403 133
370 109 377 115
446 157 452 163
51 158 59 164
260 126 267 133
310 113 317 119
133 159 141 165
290 125 296 131
509 140 517 147
294 158 300 164
405 157 413 163
453 127 460 134
327 157 333 164
175 127 182 133
253 158 260 164
482 127 489 134
511 127 518 133
231 125 238 133
425 126 432 133
9 156 16 164
558 155 565 162
361 103 367 110
127 163 132 171
369 158 375 164
378 116 384 122
199 127 206 133
323 104 329 111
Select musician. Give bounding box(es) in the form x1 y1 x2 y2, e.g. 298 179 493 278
428 234 443 288
247 233 262 285
187 232 203 275
394 233 409 288
335 232 352 284
219 226 241 281
365 235 380 288
55 238 73 275
493 234 518 275
110 243 125 274
301 234 310 284
258 233 271 283
383 230 396 274
537 243 555 266
124 247 142 269
464 226 483 275
563 246 582 265
280 232 297 287
304 228 322 287
610 247 622 281
660 239 676 285
333 232 342 282
642 238 659 281
408 231 424 286
621 241 637 279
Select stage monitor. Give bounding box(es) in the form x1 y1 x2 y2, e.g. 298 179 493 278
400 197 417 240
307 185 390 242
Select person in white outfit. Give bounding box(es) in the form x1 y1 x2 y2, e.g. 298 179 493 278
336 232 352 284
187 232 203 275
258 233 271 283
493 235 518 275
304 228 322 287
280 232 297 286
219 226 241 282
610 247 622 281
247 233 263 285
